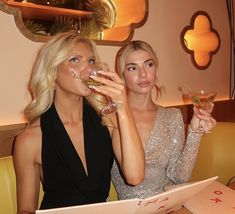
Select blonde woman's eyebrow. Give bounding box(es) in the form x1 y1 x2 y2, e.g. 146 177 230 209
68 54 82 59
125 62 137 66
144 59 154 63
125 58 154 66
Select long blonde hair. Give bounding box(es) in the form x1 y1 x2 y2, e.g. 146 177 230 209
115 40 164 98
25 32 102 124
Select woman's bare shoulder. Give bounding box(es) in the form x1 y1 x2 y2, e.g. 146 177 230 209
13 119 42 175
14 119 41 156
16 119 41 142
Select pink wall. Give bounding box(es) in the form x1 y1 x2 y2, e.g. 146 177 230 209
0 0 230 125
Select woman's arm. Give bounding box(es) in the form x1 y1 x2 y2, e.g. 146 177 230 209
13 126 41 214
111 103 145 185
167 104 216 184
90 71 145 185
166 108 201 183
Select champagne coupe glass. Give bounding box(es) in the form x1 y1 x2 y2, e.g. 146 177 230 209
178 85 216 133
72 62 118 116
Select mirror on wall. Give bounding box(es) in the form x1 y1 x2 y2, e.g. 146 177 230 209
0 0 148 45
180 11 220 70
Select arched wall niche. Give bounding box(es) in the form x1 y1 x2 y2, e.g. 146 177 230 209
180 11 220 70
0 0 149 45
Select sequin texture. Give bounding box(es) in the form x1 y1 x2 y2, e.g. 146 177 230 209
111 106 202 200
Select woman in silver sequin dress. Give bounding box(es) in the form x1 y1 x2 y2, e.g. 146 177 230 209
111 40 216 200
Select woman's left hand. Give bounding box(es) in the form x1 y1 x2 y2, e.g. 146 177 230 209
190 102 217 133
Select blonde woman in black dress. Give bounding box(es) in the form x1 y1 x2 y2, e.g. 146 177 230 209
13 33 145 213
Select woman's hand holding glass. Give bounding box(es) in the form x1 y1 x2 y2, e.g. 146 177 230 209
88 67 126 113
178 85 217 133
190 102 217 134
72 62 123 116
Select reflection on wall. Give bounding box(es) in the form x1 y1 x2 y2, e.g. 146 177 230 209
1 0 148 44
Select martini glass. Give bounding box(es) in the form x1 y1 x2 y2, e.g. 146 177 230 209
190 90 217 110
178 86 216 133
72 62 118 116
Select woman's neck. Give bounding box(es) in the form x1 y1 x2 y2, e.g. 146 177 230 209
128 93 156 112
54 95 83 124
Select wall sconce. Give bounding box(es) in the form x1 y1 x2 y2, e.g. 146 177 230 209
181 11 220 70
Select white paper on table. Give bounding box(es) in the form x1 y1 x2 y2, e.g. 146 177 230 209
184 181 235 214
36 176 218 214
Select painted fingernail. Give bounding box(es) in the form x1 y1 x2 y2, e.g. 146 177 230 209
88 85 95 89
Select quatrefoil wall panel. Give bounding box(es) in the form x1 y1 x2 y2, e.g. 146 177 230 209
181 11 220 70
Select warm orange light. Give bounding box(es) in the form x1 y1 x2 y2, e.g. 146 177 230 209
181 12 220 69
2 0 148 43
184 31 219 52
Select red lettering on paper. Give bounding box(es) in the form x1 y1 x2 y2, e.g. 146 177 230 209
210 198 222 203
214 190 223 195
157 205 166 210
143 199 159 207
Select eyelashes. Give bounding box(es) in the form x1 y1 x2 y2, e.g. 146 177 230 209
126 62 155 72
88 58 96 64
69 58 79 63
68 56 96 65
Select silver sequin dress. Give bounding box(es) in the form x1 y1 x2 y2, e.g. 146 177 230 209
111 106 202 200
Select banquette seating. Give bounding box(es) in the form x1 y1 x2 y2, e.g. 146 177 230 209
0 122 234 214
189 122 235 185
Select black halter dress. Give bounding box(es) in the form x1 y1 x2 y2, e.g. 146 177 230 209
40 100 113 209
